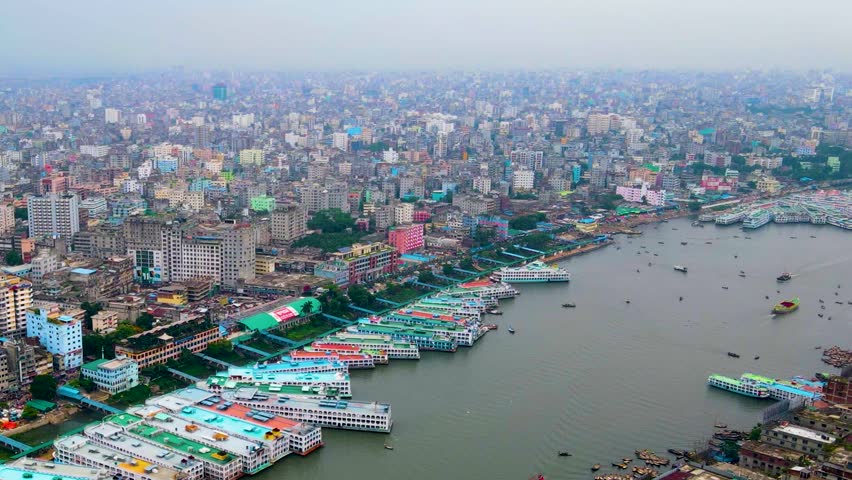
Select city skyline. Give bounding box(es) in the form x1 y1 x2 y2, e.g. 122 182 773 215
3 0 852 75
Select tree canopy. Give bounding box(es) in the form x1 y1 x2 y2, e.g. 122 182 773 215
347 284 376 309
509 213 547 231
30 375 57 401
4 250 22 266
308 209 355 233
136 312 155 330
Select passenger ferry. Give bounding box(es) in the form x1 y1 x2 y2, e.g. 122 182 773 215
220 389 393 433
321 333 421 360
490 261 571 283
742 209 773 229
715 211 747 225
707 374 770 398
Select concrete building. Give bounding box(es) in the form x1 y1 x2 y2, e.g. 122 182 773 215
239 149 265 165
763 424 836 459
27 193 80 238
615 183 668 206
394 202 414 225
104 107 121 124
300 183 348 213
315 242 398 286
115 318 221 368
0 203 14 234
387 223 424 254
0 274 32 338
587 113 611 135
91 310 119 334
270 206 307 243
472 176 492 195
26 304 83 371
512 169 535 191
332 132 349 151
30 249 60 282
81 356 139 394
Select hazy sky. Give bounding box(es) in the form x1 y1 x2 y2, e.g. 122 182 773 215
2 0 850 74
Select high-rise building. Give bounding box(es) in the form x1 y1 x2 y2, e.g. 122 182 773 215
270 206 307 243
239 149 264 165
315 243 399 286
104 108 121 124
27 193 80 238
193 124 210 148
512 169 535 191
587 113 611 136
472 176 492 195
0 275 32 338
332 133 349 152
301 183 348 213
26 304 83 372
394 202 414 225
435 132 448 159
0 203 14 234
387 223 424 254
212 83 228 101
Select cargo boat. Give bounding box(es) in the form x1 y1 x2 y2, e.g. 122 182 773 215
773 297 800 314
490 261 570 283
707 374 770 398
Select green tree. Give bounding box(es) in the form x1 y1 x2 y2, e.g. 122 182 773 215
318 285 351 318
80 302 103 330
300 301 314 317
641 195 648 205
4 250 22 266
79 378 97 393
598 193 624 210
523 233 552 250
14 207 28 220
748 424 762 441
347 284 375 308
720 440 740 463
688 201 701 212
21 405 39 420
30 375 58 401
136 312 155 330
206 339 234 357
509 213 547 231
442 263 455 276
418 270 436 284
308 209 355 233
459 257 474 270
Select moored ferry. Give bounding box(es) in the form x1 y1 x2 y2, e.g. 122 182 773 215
491 261 571 283
742 209 773 229
707 374 770 398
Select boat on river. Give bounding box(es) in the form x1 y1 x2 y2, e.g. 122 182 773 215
773 297 800 314
707 374 770 398
491 261 570 283
777 272 792 282
674 265 688 273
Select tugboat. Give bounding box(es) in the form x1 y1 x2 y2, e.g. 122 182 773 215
508 326 516 334
777 272 792 282
561 303 576 308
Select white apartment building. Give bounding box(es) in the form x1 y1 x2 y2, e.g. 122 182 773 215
25 305 83 371
0 203 14 234
80 145 110 158
332 132 349 151
473 176 491 195
104 108 121 124
27 193 80 238
81 356 139 394
394 203 414 225
512 169 535 191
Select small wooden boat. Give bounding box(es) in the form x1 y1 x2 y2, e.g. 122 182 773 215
591 464 601 472
561 303 576 308
714 423 727 429
625 300 631 304
754 356 760 360
508 326 515 334
722 286 729 290
680 242 687 245
558 451 571 457
384 444 394 450
679 296 683 301
727 352 740 358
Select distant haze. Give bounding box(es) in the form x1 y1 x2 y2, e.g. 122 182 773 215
2 0 850 74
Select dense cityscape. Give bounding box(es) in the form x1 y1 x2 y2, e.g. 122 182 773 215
0 32 851 480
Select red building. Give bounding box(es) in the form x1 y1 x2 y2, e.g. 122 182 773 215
387 223 424 254
413 210 431 223
825 375 851 404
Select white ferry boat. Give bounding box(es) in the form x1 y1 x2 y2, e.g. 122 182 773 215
490 261 571 283
715 211 747 225
707 374 770 398
742 210 773 229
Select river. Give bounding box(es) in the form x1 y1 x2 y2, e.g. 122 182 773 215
256 218 851 480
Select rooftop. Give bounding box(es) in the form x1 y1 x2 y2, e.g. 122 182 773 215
55 434 183 480
84 423 200 472
772 424 836 443
1 458 105 480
